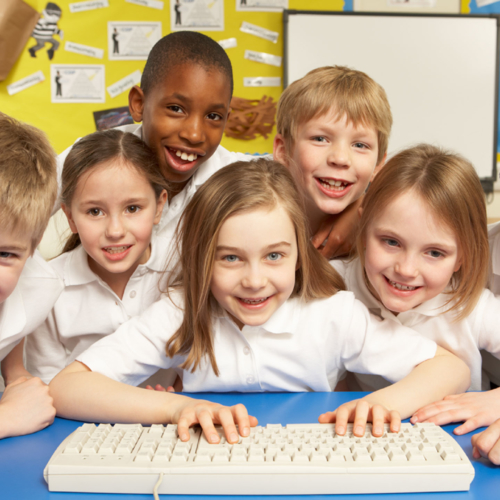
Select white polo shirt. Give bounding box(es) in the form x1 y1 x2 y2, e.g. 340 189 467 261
489 222 500 294
57 125 255 272
0 251 63 362
24 231 171 385
77 290 437 392
331 258 500 391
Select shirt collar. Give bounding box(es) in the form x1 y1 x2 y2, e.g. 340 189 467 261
63 245 99 286
241 298 300 336
141 230 168 272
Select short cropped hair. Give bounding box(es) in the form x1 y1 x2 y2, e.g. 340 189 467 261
357 144 489 321
277 66 392 164
0 113 57 252
141 31 233 97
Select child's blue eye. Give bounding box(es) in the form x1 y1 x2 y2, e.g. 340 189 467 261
267 252 282 261
224 255 239 263
354 142 368 149
313 136 327 142
0 251 14 259
383 238 399 247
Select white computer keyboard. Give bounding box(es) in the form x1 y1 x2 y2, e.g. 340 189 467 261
44 422 474 495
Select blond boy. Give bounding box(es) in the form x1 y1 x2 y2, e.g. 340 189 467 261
273 66 392 258
0 113 62 438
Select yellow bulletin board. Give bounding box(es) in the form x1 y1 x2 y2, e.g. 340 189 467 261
0 0 344 156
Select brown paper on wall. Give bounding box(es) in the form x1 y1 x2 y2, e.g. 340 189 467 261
225 96 277 141
0 0 40 81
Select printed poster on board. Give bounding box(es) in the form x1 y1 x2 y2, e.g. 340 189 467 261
51 64 105 103
108 21 162 60
171 0 224 31
236 0 288 12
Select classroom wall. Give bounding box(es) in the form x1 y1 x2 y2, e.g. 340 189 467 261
0 0 343 157
0 0 499 222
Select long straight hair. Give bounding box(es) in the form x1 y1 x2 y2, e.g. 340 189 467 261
358 144 489 321
165 158 345 375
61 129 169 253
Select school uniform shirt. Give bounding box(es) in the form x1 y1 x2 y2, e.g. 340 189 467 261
0 250 63 362
77 290 438 393
331 258 500 392
24 232 173 386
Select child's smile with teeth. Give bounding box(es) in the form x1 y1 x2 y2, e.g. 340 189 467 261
238 296 270 305
173 149 198 162
318 178 350 191
386 277 420 292
104 245 131 254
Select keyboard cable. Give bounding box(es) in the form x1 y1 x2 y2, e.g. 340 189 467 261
153 472 164 500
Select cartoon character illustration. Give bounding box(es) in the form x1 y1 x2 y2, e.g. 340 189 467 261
28 2 63 61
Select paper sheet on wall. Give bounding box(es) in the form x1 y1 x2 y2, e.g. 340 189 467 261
170 0 224 31
7 71 45 96
236 0 288 12
65 41 104 59
387 0 436 6
108 22 162 60
69 0 109 13
51 64 105 103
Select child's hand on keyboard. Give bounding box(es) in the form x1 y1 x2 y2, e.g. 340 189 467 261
318 399 401 437
471 418 500 464
172 398 258 445
0 376 56 439
410 387 500 435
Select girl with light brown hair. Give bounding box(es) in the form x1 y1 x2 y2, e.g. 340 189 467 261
332 144 500 451
49 158 469 445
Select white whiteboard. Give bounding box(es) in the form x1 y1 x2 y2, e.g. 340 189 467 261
284 12 498 182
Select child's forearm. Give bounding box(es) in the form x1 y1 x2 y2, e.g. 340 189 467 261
1 340 31 385
50 362 257 444
362 347 470 419
50 364 196 424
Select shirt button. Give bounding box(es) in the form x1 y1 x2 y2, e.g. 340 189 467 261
243 346 250 355
129 290 137 298
246 376 254 384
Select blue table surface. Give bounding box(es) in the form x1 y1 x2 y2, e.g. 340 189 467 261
0 391 498 499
